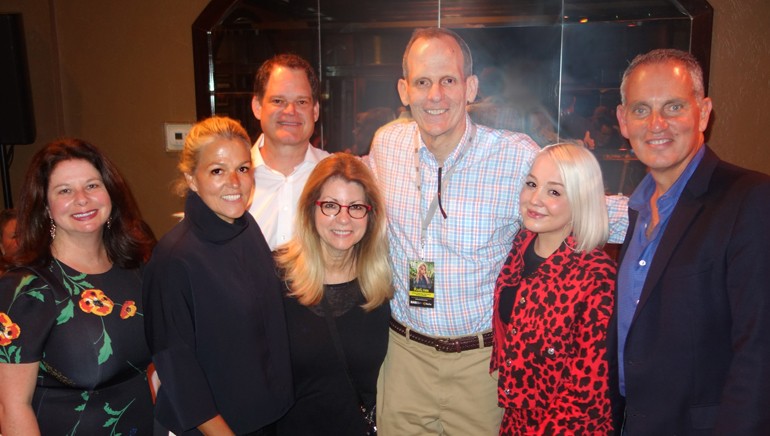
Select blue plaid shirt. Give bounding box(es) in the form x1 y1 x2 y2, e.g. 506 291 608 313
370 115 628 336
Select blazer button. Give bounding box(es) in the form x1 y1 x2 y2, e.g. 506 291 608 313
504 388 511 395
519 297 526 305
511 328 518 334
546 347 555 355
505 359 512 367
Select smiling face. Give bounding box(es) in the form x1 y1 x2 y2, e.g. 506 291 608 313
519 153 572 252
47 159 112 240
398 35 478 158
315 177 369 260
185 138 254 223
252 66 320 150
617 60 712 189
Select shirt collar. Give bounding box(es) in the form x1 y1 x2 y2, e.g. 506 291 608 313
417 114 475 167
252 133 324 171
628 145 706 212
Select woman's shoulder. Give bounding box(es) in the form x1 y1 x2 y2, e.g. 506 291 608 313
155 219 195 249
0 267 51 292
150 220 211 267
4 263 63 285
574 247 617 278
0 267 60 320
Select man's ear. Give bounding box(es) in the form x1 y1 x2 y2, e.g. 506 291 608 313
397 78 410 107
698 97 713 132
616 104 629 139
252 96 262 121
465 74 479 104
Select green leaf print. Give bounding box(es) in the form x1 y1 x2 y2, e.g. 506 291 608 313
74 390 90 411
0 345 21 363
13 274 36 295
104 402 119 416
62 271 92 295
54 261 94 297
27 290 45 302
56 299 75 325
102 399 135 436
97 330 113 364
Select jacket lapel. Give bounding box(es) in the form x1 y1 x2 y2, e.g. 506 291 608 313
631 147 719 323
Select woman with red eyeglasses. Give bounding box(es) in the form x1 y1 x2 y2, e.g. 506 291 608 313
274 153 392 435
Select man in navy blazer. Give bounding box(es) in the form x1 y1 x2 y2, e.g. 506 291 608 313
611 48 770 434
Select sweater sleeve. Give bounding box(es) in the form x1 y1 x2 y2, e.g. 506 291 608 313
143 255 219 433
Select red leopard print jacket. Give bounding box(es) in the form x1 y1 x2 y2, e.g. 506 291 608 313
491 230 616 435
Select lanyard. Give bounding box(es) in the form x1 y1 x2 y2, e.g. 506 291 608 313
412 125 475 259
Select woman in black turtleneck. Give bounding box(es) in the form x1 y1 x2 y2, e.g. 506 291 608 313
143 116 292 436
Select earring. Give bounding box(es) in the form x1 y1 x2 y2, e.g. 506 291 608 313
49 218 56 239
106 218 112 230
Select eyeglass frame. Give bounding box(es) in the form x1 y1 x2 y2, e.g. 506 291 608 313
314 201 372 219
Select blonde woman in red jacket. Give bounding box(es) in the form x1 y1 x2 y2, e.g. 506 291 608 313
491 143 616 435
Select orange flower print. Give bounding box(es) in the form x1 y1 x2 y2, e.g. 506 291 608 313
78 289 114 316
0 312 21 346
120 300 137 319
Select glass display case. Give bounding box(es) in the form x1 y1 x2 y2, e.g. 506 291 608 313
192 0 712 194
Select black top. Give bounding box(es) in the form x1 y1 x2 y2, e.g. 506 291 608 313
143 193 292 435
0 260 154 434
277 279 390 436
498 240 546 323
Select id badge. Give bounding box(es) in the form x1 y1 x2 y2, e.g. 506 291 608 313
409 260 435 307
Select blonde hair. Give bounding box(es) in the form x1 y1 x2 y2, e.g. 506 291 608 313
174 116 252 196
539 143 608 252
275 153 392 311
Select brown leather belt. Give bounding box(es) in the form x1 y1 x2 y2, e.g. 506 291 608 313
389 317 493 353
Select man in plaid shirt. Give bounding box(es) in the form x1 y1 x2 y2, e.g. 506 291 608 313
369 27 627 435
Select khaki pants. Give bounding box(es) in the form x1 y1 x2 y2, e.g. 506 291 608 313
376 328 503 435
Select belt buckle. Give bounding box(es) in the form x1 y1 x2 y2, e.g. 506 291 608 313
435 337 462 353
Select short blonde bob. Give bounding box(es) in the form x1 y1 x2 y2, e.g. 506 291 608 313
538 143 609 252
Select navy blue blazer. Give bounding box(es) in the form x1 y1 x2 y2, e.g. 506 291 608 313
609 146 770 435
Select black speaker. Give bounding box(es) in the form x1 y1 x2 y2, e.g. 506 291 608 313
0 14 35 145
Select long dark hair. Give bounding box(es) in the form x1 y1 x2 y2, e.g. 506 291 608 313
12 138 155 269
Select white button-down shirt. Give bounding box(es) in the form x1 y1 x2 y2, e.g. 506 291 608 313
249 134 329 250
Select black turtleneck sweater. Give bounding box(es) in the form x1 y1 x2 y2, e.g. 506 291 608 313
143 193 293 435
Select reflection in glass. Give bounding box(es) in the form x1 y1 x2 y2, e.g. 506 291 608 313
193 0 712 195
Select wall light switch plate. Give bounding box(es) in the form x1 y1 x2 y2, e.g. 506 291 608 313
164 123 193 152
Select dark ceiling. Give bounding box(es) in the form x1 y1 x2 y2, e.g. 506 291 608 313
223 0 695 29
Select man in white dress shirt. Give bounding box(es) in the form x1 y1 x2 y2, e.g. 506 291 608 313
249 54 329 249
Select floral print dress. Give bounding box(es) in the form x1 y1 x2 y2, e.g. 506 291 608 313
0 259 154 435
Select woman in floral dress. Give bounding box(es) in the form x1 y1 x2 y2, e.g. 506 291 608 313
0 139 156 435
